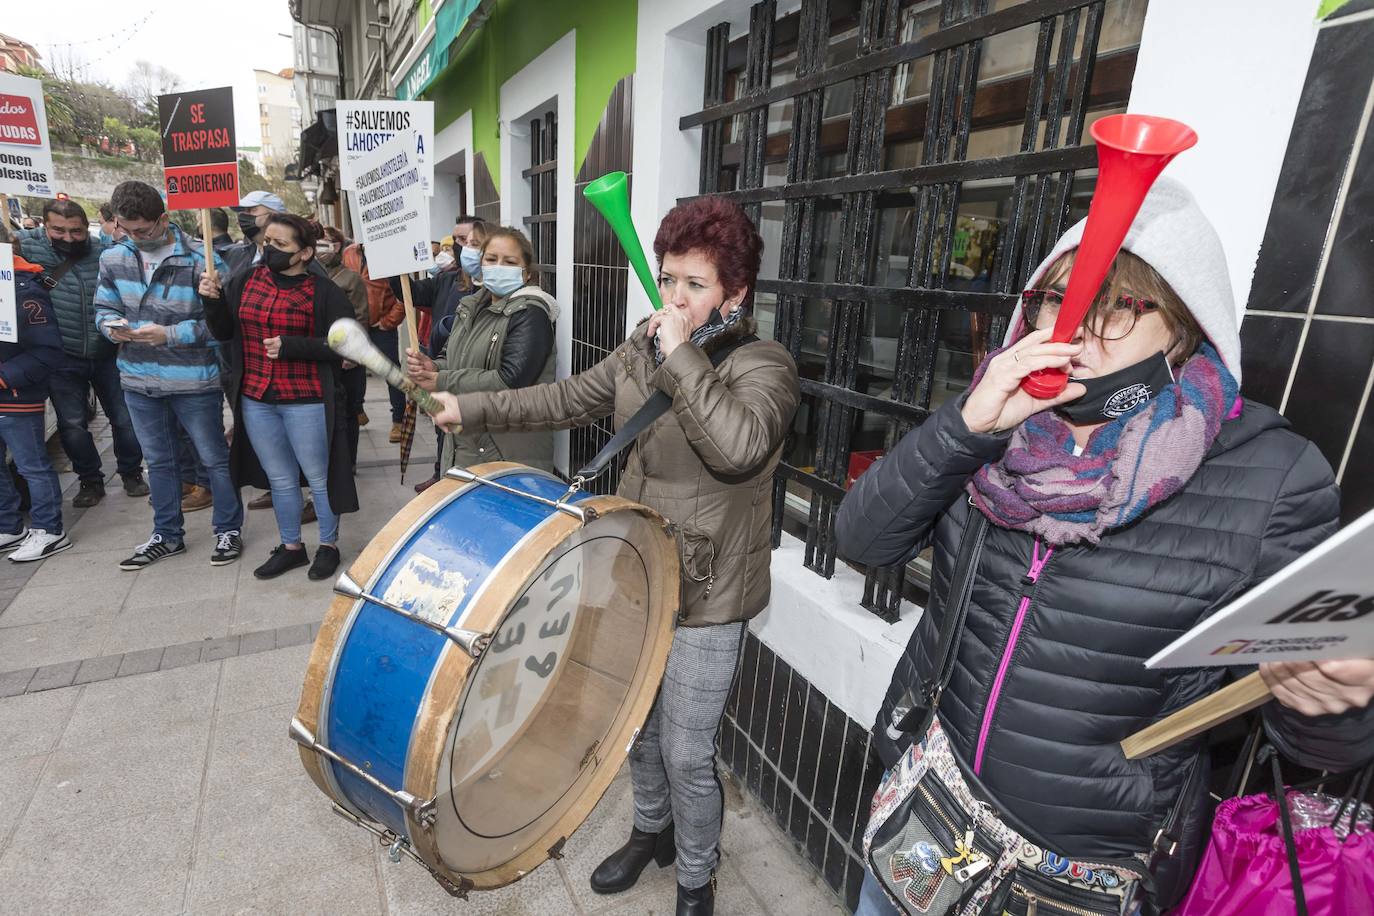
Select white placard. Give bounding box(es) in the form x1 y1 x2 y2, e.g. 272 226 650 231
349 130 435 280
338 101 434 192
0 244 17 343
0 72 56 197
1147 508 1374 668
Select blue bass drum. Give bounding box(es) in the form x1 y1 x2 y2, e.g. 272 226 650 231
292 462 679 896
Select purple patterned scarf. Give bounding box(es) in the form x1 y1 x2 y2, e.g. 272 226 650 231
966 344 1238 546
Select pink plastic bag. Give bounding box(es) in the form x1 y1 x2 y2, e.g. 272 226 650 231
1175 792 1374 916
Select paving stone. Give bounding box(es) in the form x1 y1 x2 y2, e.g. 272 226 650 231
72 654 124 686
191 853 380 916
28 720 210 825
62 663 219 749
379 843 572 916
0 804 193 915
205 701 300 799
0 753 45 842
0 667 34 698
0 688 78 761
102 595 233 656
159 641 207 670
237 628 278 656
28 660 80 692
186 771 372 908
200 634 241 662
115 647 164 677
0 615 115 672
275 623 311 648
220 644 312 715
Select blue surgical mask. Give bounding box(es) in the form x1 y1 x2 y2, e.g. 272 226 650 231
459 246 482 279
483 265 525 298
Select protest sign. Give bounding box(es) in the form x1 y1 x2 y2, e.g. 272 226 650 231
157 87 239 210
338 101 434 194
0 72 56 197
350 129 435 280
0 244 17 343
1147 507 1374 668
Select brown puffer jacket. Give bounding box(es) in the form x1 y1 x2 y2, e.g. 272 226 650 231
457 316 800 626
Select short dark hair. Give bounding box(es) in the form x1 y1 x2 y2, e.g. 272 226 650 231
265 212 318 250
209 208 229 233
110 181 165 222
455 214 484 229
42 199 87 223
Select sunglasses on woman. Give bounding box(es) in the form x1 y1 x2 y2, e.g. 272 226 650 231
1020 288 1160 341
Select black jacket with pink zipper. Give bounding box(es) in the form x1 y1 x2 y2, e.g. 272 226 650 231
835 393 1374 905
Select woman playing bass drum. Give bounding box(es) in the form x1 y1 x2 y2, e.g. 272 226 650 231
422 196 800 916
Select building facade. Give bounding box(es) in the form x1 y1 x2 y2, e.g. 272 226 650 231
255 67 303 170
0 33 40 73
288 0 1374 908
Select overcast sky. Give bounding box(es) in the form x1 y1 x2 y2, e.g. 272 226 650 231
8 0 297 144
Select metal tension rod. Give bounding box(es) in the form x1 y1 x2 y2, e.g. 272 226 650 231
333 571 491 658
289 718 437 825
444 466 586 522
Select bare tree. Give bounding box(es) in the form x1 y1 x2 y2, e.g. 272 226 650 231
125 61 182 120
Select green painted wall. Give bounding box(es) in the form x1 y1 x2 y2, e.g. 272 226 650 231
423 0 638 190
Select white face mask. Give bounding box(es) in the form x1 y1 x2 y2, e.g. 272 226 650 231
435 251 456 270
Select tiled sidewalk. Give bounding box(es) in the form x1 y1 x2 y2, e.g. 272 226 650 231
0 380 847 915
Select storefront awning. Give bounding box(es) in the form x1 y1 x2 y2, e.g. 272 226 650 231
298 108 338 178
394 0 486 101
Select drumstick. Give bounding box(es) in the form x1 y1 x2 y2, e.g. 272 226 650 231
1120 671 1273 759
327 318 446 417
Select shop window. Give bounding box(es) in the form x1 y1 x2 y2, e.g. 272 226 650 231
522 111 558 295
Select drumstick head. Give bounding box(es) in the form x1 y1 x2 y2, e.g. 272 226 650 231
328 318 374 363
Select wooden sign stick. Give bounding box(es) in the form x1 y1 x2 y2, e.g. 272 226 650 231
399 273 420 357
200 208 218 282
1121 671 1273 759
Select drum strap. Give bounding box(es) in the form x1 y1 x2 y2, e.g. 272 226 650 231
575 335 758 480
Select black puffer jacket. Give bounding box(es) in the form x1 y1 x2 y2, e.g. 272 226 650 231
836 395 1374 902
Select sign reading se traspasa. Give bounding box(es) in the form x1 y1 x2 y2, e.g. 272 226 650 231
1147 508 1374 668
157 87 239 210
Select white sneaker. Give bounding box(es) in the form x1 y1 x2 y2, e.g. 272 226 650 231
0 528 28 552
9 529 72 563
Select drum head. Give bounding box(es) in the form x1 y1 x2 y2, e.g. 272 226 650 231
431 507 671 877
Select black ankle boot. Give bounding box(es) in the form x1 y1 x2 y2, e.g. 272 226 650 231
676 874 716 916
589 822 676 894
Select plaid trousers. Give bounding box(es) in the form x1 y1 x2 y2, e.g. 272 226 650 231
630 620 747 890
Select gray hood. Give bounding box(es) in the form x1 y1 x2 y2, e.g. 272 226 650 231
1003 177 1242 386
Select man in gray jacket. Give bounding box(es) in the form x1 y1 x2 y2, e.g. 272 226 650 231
18 199 147 507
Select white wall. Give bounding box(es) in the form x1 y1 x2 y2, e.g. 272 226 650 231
1128 0 1320 315
432 111 473 240
499 31 577 475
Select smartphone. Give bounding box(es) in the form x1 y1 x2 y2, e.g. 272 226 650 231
102 318 130 328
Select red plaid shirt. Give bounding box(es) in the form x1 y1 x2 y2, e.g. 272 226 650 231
239 267 323 402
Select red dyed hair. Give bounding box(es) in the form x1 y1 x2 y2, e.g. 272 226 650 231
653 196 764 306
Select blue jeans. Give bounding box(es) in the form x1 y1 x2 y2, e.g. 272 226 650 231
47 354 143 481
368 326 406 422
124 389 242 541
241 398 338 546
855 869 900 916
0 412 63 534
176 421 209 487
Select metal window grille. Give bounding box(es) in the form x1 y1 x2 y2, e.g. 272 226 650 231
524 112 558 295
684 0 1142 620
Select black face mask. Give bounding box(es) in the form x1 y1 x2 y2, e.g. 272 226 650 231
261 246 296 274
51 237 90 259
237 211 262 240
1055 351 1175 425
